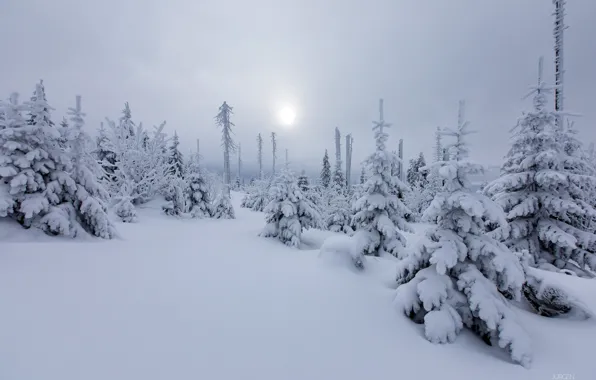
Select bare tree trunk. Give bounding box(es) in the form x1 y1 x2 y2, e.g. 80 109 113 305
271 132 277 175
398 138 404 181
257 133 263 180
237 143 242 180
553 0 566 129
345 134 353 188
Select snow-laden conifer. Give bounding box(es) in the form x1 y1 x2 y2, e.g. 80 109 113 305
0 85 74 231
57 117 69 150
297 170 309 192
241 178 270 212
395 101 531 368
485 61 596 277
320 150 331 188
168 131 184 178
163 176 188 216
185 152 211 218
233 175 241 190
352 99 411 257
188 172 211 218
95 122 117 182
405 152 430 220
407 152 428 188
120 102 136 138
324 184 353 234
211 186 235 219
260 168 321 247
65 95 115 238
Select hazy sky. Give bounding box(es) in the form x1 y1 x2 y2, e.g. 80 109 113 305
2 0 595 178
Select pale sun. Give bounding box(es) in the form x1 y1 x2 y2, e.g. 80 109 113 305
279 106 296 127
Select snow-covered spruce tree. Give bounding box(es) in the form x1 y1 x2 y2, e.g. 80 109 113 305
120 102 136 138
352 99 411 257
215 102 236 191
0 85 75 233
57 117 69 150
403 183 425 222
244 178 270 211
297 170 309 192
359 166 366 184
114 181 137 223
394 102 531 368
26 80 54 129
188 174 210 218
304 183 323 208
404 152 430 220
0 94 24 218
485 63 596 277
240 182 255 208
211 186 235 219
95 122 117 182
320 149 331 188
558 120 596 238
64 96 115 238
161 131 188 216
260 168 321 247
0 99 13 217
325 183 353 234
168 131 184 178
407 152 428 189
185 151 211 218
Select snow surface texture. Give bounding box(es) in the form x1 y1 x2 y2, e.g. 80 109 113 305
319 234 365 271
1 192 595 380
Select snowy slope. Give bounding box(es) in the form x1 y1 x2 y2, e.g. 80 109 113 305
1 192 595 380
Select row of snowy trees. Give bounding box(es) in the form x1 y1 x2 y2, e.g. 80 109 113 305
0 83 115 238
95 100 236 222
1 83 239 238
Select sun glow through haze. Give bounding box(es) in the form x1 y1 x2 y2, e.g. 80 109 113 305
279 106 296 127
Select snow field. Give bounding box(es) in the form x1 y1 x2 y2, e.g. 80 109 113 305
0 193 595 380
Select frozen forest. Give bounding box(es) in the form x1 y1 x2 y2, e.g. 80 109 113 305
2 1 596 379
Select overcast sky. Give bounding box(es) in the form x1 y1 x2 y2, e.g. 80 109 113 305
2 0 595 178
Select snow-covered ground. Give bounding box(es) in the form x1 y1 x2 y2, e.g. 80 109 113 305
1 192 595 380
